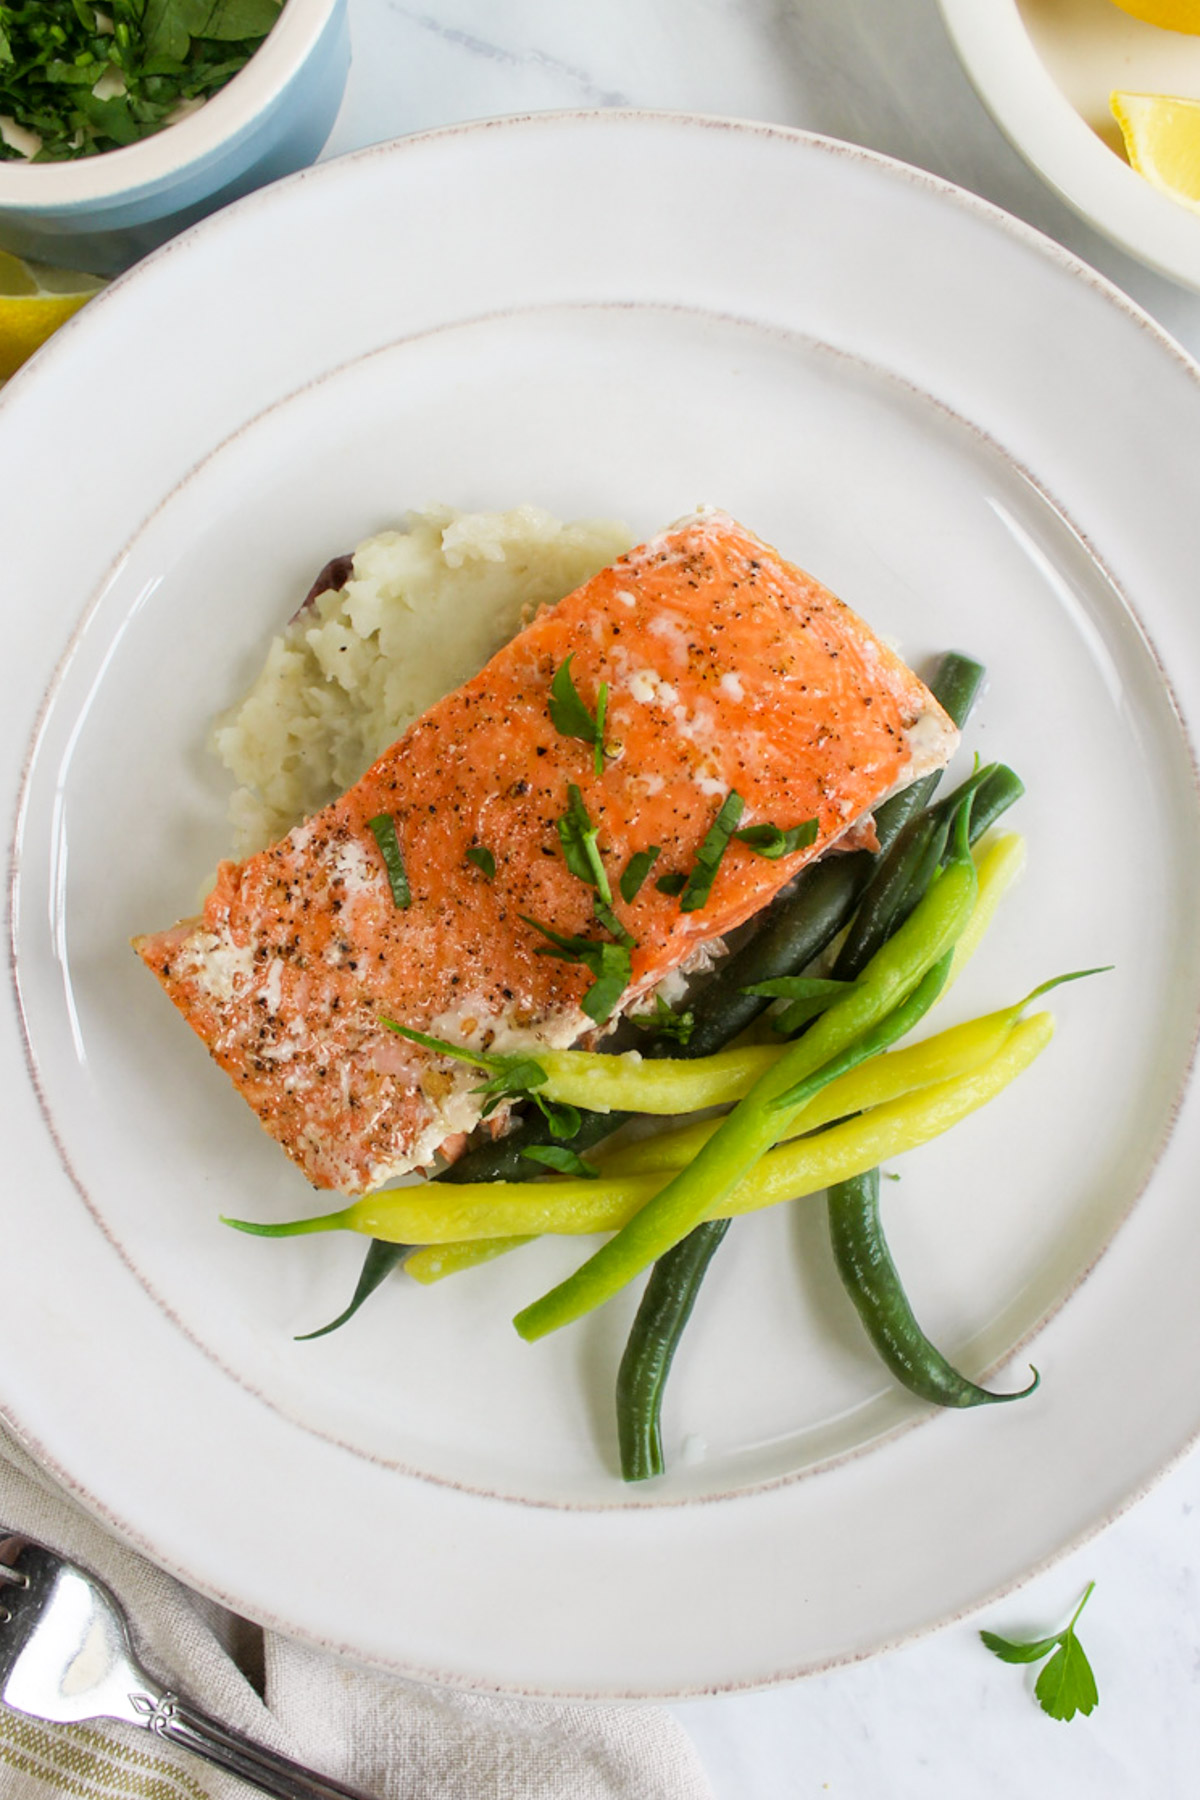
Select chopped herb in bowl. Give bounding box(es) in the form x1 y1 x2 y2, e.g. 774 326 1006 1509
0 0 285 162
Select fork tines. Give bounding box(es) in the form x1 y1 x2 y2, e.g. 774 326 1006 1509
0 1537 30 1622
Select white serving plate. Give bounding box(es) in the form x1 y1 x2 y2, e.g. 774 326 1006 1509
939 0 1200 291
4 112 1200 1698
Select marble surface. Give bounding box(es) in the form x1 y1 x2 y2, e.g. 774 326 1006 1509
318 1 1200 1790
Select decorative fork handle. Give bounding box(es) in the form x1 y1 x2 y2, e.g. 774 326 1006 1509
133 1690 375 1800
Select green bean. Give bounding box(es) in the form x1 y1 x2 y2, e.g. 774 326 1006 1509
439 1106 625 1185
823 748 1035 1413
615 948 951 1480
771 950 953 1114
831 812 946 987
294 1238 409 1341
869 652 985 853
616 1219 732 1482
668 856 868 1059
963 764 1025 841
827 1168 1039 1407
833 762 1021 984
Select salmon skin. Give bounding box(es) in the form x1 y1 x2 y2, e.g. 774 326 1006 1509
135 512 957 1195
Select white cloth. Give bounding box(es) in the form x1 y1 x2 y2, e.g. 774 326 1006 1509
0 1425 712 1800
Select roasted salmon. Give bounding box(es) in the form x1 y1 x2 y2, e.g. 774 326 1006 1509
135 512 957 1194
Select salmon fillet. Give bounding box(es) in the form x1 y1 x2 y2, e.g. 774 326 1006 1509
135 511 957 1194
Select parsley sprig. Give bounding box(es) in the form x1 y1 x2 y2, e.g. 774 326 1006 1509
0 0 284 162
631 993 695 1045
655 793 822 914
544 782 636 1018
521 916 632 1025
733 817 819 859
366 813 412 909
678 791 745 912
521 1143 599 1178
557 783 611 902
548 656 608 776
619 845 661 903
980 1582 1099 1722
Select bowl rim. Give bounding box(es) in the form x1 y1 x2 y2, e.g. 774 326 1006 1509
0 0 342 211
937 0 1200 293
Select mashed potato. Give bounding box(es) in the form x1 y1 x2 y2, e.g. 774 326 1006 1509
213 505 632 855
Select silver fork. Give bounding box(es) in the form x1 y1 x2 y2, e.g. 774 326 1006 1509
0 1529 376 1799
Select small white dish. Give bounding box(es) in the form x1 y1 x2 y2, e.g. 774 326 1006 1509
5 113 1200 1699
0 0 349 275
939 0 1200 291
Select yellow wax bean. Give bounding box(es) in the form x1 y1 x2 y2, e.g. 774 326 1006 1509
948 833 1026 987
346 1170 657 1244
598 1006 1021 1176
336 1014 1052 1246
405 1237 533 1284
728 1013 1051 1215
535 1043 779 1115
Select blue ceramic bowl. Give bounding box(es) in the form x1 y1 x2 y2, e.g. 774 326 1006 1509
0 0 350 276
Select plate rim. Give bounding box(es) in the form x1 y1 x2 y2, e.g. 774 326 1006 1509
7 104 1200 416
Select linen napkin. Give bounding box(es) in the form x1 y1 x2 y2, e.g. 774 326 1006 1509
0 1424 713 1800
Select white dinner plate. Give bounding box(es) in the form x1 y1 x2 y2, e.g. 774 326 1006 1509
5 112 1200 1699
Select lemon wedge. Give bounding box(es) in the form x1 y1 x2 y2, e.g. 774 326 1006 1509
1110 0 1200 28
0 250 105 382
1111 91 1200 210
